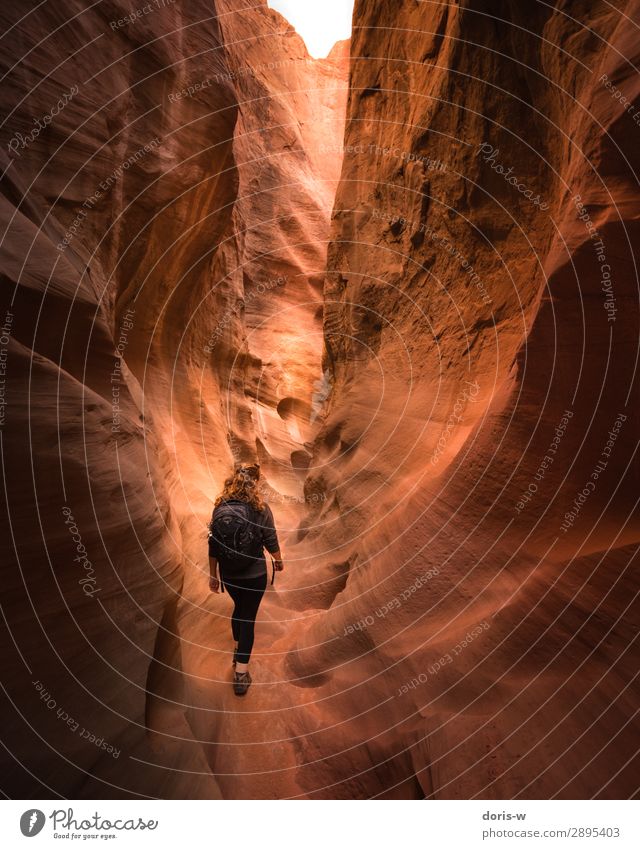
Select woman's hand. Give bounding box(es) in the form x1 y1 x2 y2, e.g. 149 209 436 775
208 556 220 593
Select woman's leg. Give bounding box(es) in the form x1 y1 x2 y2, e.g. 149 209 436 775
232 574 267 666
223 582 243 647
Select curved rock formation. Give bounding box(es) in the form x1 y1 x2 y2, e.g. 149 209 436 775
0 0 245 798
1 0 639 800
0 0 347 798
290 0 640 798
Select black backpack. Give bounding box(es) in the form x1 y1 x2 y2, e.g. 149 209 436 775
209 501 261 568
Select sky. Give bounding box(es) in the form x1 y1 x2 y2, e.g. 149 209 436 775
267 0 355 58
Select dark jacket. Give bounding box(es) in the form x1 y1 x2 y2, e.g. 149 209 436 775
208 499 280 580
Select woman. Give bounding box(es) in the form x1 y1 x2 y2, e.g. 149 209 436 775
208 463 284 695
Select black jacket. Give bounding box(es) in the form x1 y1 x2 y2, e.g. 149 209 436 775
208 499 280 580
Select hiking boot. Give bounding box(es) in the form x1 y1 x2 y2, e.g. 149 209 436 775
233 670 251 696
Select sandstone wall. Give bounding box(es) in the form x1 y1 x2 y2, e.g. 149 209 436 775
0 0 348 798
2 0 638 801
288 0 640 798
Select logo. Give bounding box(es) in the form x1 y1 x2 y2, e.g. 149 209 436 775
20 810 45 837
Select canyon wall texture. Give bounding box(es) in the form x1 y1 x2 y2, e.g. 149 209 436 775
0 0 239 798
288 0 640 797
1 0 639 800
0 0 346 798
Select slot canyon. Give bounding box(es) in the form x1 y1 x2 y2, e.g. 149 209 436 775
1 0 639 801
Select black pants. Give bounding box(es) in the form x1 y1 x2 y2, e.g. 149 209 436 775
222 572 267 664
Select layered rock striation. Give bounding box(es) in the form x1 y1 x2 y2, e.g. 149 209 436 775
290 0 640 798
0 0 346 798
1 0 639 800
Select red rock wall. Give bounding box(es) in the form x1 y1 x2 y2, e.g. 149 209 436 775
0 0 346 797
288 0 640 797
207 1 348 499
2 0 639 801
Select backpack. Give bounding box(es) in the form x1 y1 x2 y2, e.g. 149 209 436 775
209 501 261 568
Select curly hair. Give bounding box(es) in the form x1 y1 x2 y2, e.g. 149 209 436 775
215 463 265 511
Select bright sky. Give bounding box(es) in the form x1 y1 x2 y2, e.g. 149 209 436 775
267 0 355 58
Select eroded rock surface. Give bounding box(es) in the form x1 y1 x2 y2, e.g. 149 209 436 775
0 0 346 797
2 0 639 800
289 0 640 798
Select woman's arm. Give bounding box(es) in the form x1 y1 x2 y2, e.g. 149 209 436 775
262 506 284 571
208 555 220 592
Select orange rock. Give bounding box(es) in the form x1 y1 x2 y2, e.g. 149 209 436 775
2 0 639 801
